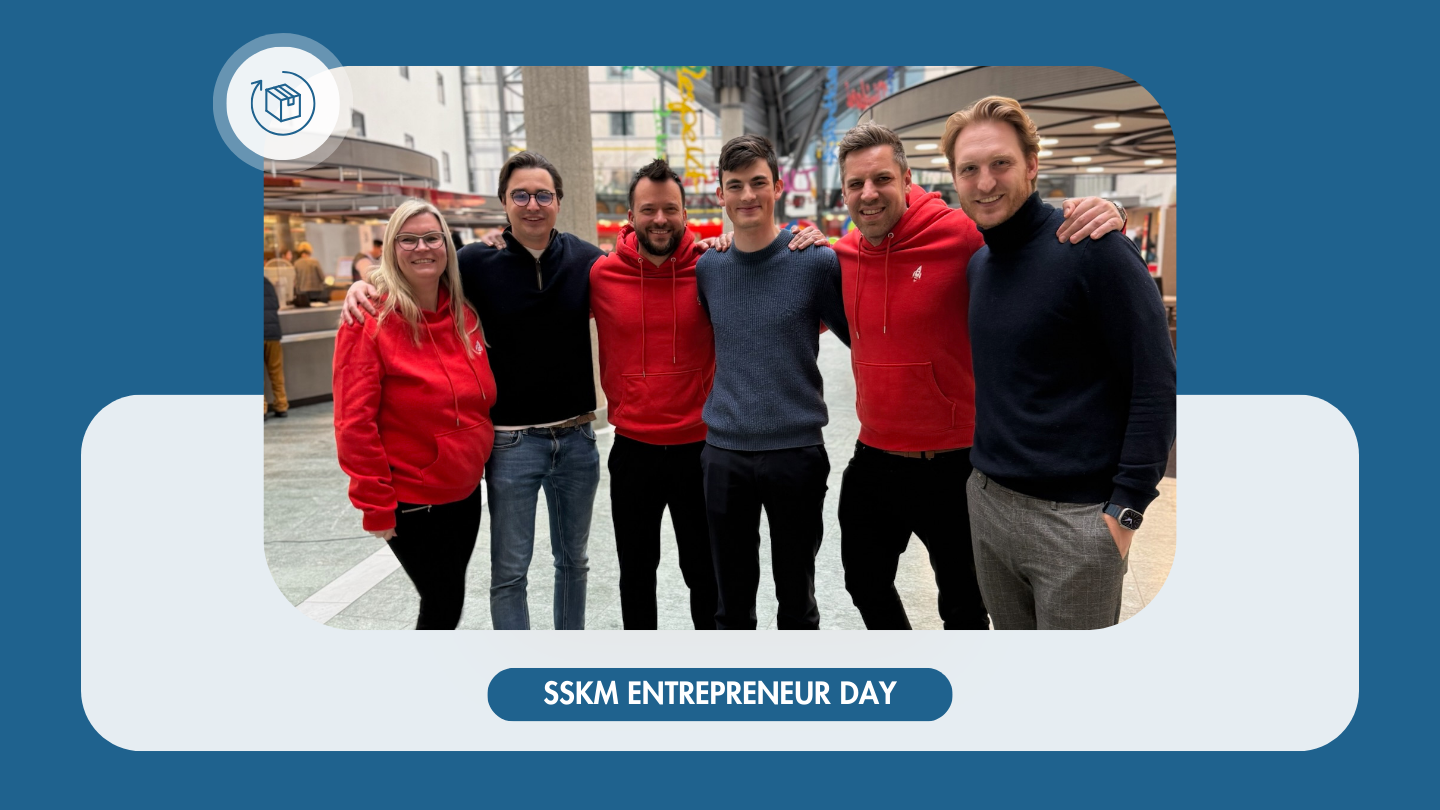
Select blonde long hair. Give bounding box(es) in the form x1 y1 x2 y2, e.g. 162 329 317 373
369 199 481 353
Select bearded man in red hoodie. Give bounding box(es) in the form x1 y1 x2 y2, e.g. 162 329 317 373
831 123 1125 630
589 160 719 630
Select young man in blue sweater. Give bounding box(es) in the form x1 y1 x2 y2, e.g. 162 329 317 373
949 97 1176 630
696 135 851 630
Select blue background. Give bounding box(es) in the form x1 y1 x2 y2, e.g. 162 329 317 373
13 0 1430 806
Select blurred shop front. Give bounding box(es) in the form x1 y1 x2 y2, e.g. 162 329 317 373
263 136 506 406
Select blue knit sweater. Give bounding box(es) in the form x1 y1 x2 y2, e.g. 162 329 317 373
696 230 851 451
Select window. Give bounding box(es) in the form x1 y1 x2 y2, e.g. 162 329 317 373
437 72 445 105
443 151 451 183
351 110 365 137
399 66 409 80
609 112 634 137
666 114 682 137
404 134 414 149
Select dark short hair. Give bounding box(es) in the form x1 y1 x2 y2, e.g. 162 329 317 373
372 239 384 248
627 159 685 209
498 151 564 203
718 134 778 184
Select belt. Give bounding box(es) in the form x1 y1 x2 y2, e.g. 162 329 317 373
541 412 596 430
881 447 965 460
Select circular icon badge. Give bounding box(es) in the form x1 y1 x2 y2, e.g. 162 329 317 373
213 34 352 170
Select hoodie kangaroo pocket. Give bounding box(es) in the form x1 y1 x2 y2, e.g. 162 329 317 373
854 361 955 434
617 368 706 434
419 423 489 492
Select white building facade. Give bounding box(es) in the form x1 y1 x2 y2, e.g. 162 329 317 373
345 65 469 192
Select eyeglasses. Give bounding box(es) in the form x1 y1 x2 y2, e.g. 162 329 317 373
510 189 556 207
395 233 448 251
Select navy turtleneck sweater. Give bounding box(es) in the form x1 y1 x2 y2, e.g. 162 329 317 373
967 192 1175 512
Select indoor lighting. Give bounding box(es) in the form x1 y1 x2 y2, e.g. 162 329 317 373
931 157 948 164
1145 158 1165 166
916 143 938 150
1038 150 1053 157
1086 166 1105 173
1071 156 1092 163
1093 117 1122 130
1040 138 1059 146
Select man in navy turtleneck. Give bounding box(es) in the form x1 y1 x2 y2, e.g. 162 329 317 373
945 96 1176 630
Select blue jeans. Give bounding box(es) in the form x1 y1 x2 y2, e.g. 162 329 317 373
485 423 600 629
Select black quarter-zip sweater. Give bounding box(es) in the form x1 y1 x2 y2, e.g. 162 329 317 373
967 192 1175 512
458 228 604 426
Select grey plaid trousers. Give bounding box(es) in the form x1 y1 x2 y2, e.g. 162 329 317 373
966 470 1127 630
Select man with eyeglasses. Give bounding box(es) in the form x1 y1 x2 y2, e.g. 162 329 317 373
345 151 604 630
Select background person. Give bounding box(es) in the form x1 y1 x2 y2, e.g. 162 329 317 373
292 241 326 306
352 239 383 283
333 200 496 630
263 275 287 418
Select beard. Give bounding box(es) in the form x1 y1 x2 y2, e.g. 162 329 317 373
636 226 680 258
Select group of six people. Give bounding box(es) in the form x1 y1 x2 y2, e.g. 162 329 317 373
331 96 1176 631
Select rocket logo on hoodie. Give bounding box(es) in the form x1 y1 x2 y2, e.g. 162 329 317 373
912 266 922 282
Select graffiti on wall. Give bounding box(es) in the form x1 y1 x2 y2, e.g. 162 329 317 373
844 79 889 111
620 66 712 182
666 66 711 186
653 103 670 160
781 165 818 196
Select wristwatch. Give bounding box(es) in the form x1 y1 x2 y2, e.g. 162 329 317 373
1103 502 1143 531
1109 199 1127 229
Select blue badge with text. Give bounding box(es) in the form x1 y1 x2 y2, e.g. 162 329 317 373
488 668 951 721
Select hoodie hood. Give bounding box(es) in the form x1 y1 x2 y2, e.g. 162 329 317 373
588 223 714 445
615 223 698 275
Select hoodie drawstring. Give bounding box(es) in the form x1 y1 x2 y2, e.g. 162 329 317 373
671 255 678 364
639 270 646 377
882 233 892 335
639 253 682 376
852 233 895 339
424 321 462 427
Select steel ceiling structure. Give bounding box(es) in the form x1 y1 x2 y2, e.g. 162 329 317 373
860 67 1175 176
655 66 893 159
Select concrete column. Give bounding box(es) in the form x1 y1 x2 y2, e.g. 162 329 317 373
520 66 605 419
275 214 296 255
521 66 597 246
719 85 745 232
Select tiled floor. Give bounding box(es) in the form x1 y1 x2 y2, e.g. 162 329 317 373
265 334 1177 630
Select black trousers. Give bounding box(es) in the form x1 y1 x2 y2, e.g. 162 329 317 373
838 443 989 630
701 443 829 630
389 484 483 630
608 435 718 630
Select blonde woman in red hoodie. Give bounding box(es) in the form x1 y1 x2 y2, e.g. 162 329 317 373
333 199 496 630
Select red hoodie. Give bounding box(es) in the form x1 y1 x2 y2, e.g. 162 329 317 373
589 224 715 445
333 289 496 531
832 184 985 452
